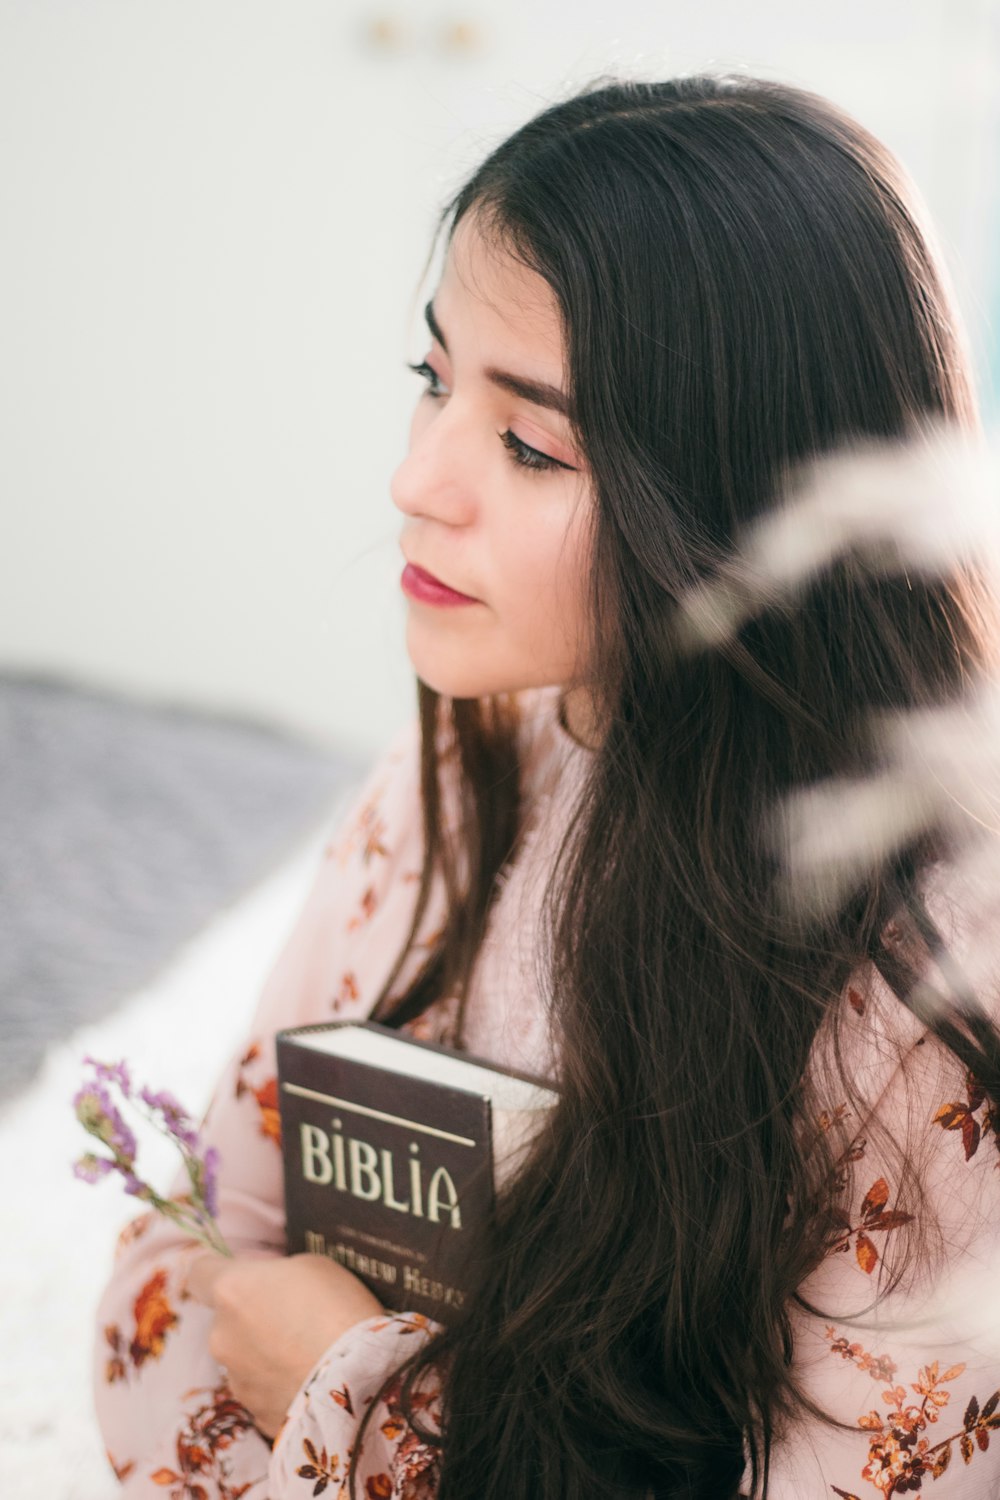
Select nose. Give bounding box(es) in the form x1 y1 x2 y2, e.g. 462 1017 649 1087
389 402 478 524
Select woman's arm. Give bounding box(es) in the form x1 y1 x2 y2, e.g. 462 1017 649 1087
91 715 450 1494
267 1311 443 1498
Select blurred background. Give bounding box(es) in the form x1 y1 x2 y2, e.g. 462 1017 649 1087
1 2 999 1493
3 0 999 758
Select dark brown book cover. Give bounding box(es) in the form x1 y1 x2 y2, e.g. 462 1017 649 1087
276 1021 555 1325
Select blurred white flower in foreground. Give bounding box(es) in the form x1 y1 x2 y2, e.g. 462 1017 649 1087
677 415 1000 651
676 416 1000 926
678 415 1000 1366
773 684 1000 923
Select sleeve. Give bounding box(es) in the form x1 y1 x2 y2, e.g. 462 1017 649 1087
267 1313 443 1500
91 714 448 1497
758 870 1000 1500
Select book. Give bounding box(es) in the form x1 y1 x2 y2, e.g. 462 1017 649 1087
276 1020 558 1324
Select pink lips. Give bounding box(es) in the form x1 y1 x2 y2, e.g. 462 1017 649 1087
401 562 480 607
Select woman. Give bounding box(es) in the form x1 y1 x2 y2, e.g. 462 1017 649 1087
94 72 1000 1498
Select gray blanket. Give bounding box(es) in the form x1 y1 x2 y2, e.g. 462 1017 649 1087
0 672 364 1098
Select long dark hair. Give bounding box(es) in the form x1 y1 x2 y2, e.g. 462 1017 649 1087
354 73 1000 1498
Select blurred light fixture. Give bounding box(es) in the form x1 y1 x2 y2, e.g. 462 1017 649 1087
440 19 484 54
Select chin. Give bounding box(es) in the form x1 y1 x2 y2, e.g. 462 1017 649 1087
412 669 501 701
405 653 525 703
403 633 485 700
403 620 555 702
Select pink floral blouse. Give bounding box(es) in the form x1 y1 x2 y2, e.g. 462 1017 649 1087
93 684 1000 1499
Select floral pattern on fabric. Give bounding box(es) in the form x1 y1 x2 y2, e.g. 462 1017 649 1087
825 1331 1000 1496
108 1450 136 1483
932 1070 996 1165
269 1314 443 1498
332 970 361 1011
234 1045 282 1149
104 1268 180 1384
146 1381 261 1499
115 1213 152 1257
827 1175 915 1276
374 1363 443 1500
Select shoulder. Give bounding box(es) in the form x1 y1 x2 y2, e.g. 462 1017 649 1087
263 716 426 989
227 716 429 1044
324 716 423 870
794 854 1000 1331
325 688 583 865
812 842 1000 1133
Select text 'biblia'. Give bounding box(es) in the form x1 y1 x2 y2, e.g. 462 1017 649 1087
299 1119 462 1228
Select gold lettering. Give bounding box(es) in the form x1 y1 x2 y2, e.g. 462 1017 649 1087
381 1147 410 1213
301 1124 333 1184
402 1263 465 1305
408 1142 424 1218
427 1165 461 1228
348 1138 381 1200
331 1118 347 1191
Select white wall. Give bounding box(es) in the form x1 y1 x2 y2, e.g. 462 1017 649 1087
2 0 997 758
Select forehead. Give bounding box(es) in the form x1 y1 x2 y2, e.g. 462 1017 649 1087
437 211 566 376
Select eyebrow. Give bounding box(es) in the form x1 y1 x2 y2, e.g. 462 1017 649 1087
424 299 572 418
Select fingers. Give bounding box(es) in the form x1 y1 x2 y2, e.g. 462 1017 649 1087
182 1245 277 1306
183 1249 229 1307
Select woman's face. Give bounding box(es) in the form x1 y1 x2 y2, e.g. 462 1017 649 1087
391 211 595 719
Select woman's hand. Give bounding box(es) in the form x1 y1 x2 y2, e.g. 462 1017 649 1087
184 1250 385 1437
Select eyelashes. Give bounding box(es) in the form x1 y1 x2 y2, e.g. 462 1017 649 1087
498 427 565 474
404 360 570 475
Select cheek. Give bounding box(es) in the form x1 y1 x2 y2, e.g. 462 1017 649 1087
558 542 593 648
506 507 592 634
553 494 593 606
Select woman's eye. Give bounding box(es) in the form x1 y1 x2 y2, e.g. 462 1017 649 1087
405 359 573 476
405 360 446 398
498 428 566 474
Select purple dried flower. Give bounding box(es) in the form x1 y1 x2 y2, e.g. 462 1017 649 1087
72 1153 115 1183
138 1086 200 1150
122 1171 153 1200
82 1056 132 1096
73 1057 231 1256
72 1081 137 1165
